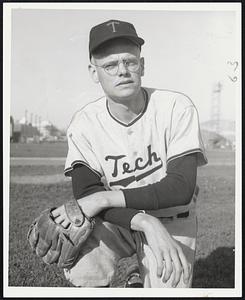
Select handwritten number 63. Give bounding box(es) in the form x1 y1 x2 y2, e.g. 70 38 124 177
227 61 238 82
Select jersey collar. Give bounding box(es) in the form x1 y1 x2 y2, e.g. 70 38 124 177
106 88 148 127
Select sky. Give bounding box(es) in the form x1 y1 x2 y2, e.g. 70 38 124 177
9 4 240 130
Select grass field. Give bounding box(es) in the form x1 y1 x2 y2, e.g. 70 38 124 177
8 143 236 288
10 142 68 158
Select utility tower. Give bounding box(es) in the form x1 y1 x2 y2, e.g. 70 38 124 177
210 82 222 134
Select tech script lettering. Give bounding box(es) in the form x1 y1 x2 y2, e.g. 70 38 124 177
105 145 163 187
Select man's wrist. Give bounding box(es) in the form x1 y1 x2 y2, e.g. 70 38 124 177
77 192 107 212
100 190 126 209
76 190 126 218
130 212 152 231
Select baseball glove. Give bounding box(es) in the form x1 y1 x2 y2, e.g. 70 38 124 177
27 199 95 269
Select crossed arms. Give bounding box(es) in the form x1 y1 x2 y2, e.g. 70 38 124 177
53 153 197 287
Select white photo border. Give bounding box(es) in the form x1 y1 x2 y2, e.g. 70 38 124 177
3 2 242 298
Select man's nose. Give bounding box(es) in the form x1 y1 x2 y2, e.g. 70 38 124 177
117 61 128 75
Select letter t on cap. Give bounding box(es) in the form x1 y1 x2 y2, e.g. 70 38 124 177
106 21 120 32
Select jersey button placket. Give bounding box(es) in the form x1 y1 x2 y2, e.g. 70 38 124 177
126 128 136 167
127 128 141 180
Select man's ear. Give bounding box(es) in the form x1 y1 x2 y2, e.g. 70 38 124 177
88 64 99 83
140 57 145 77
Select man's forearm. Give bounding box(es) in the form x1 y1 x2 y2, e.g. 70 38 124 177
76 190 126 217
100 190 126 208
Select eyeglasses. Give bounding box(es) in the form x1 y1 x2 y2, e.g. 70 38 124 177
91 57 141 76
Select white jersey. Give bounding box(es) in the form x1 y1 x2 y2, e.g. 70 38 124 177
64 87 208 193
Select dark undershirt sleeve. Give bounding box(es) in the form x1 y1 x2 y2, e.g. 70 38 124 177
99 208 139 230
71 164 105 199
122 153 198 210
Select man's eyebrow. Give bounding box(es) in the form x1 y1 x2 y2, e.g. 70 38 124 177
103 59 119 64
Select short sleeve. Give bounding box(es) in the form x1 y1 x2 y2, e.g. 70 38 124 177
64 124 103 178
167 101 208 167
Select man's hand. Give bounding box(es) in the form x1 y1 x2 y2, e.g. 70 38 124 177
52 204 70 227
52 192 109 227
52 190 126 228
131 213 190 287
52 195 104 228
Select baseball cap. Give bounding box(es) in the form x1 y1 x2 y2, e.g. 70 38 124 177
89 19 145 58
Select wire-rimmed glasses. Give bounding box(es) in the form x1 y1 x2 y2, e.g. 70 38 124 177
91 57 141 76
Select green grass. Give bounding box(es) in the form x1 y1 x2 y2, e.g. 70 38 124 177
8 164 235 288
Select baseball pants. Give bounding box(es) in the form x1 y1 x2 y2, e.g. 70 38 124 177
63 205 197 288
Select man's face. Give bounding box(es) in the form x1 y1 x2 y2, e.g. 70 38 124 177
89 39 144 102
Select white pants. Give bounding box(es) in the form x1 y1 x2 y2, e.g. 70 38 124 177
64 206 197 288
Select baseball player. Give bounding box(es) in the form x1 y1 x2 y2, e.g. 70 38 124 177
52 19 208 288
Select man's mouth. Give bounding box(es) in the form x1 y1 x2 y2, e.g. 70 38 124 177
116 80 134 86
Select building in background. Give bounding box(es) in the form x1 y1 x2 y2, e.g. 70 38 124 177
10 116 66 143
39 120 62 142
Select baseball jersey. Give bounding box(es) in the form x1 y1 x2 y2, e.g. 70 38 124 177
64 88 208 194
